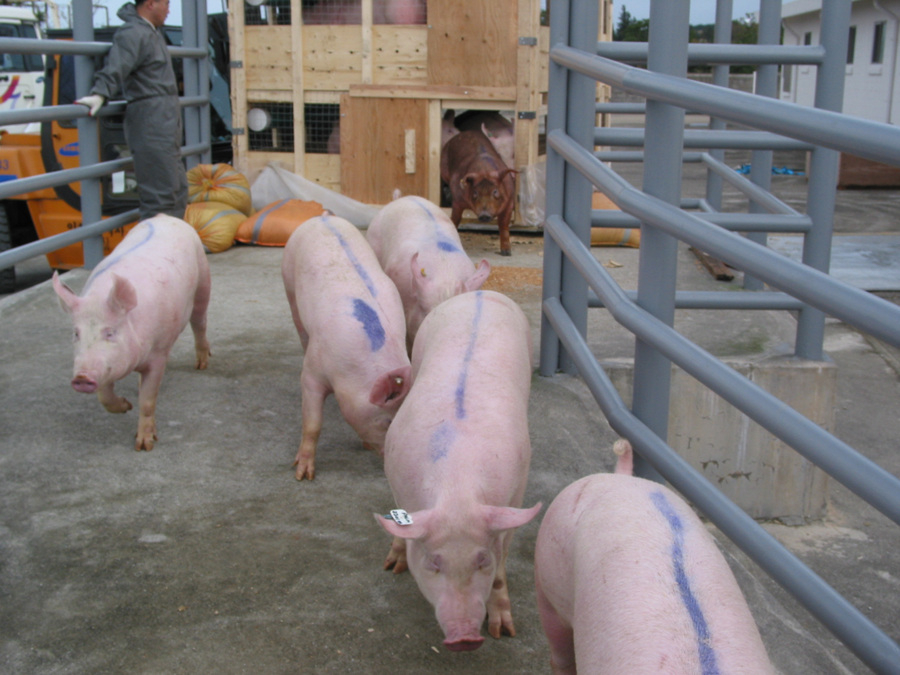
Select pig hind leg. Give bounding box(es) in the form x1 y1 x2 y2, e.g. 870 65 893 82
190 268 212 370
535 578 576 675
134 356 167 451
294 371 329 480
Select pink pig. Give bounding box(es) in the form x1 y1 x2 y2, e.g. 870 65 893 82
366 194 491 350
375 290 541 651
282 213 411 481
534 441 774 674
51 215 211 451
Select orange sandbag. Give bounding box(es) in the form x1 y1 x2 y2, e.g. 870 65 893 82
590 190 640 247
184 201 246 253
186 163 253 216
590 227 641 247
234 199 325 246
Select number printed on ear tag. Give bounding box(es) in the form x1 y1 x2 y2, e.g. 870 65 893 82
389 509 413 526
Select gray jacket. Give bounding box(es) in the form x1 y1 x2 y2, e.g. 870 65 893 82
90 3 178 102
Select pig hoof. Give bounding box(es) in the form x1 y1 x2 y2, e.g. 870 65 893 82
135 434 157 451
499 249 512 257
103 398 133 414
293 461 315 481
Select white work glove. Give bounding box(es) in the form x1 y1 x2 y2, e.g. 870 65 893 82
75 94 105 117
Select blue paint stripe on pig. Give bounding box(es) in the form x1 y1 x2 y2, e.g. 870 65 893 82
322 217 378 297
428 420 456 462
352 298 386 351
83 222 156 293
409 197 462 254
650 490 721 675
454 291 484 420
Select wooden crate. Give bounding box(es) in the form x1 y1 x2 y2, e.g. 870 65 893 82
229 0 611 215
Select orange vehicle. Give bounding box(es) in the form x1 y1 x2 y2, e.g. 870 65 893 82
0 19 232 293
0 34 142 293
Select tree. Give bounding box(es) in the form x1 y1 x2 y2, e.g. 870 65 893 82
614 5 649 42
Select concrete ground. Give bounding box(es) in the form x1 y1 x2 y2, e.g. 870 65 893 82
2 150 899 673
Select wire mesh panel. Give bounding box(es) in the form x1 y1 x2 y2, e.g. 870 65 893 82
246 102 294 151
304 103 341 153
301 0 426 24
245 0 292 26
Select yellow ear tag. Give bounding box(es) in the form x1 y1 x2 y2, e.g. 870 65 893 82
420 267 427 277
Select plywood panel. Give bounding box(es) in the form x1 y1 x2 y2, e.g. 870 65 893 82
427 0 518 87
340 94 428 204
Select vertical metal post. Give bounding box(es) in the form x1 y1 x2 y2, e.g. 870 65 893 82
539 0 570 376
631 0 690 482
705 0 733 212
796 0 851 359
182 0 201 169
744 0 780 291
558 0 599 375
198 0 211 165
73 0 103 269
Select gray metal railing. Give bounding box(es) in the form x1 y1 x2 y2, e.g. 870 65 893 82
541 0 900 672
0 0 211 277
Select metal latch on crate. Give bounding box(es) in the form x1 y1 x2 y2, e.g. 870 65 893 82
518 111 537 120
518 37 538 46
229 61 243 69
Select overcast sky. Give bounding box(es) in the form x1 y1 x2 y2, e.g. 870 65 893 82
613 1 762 25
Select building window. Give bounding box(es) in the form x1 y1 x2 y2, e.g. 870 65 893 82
873 21 886 64
848 25 856 64
804 31 813 46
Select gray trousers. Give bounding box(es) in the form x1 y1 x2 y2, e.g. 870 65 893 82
125 95 188 221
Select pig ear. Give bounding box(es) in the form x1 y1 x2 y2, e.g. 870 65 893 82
465 259 491 292
482 502 543 533
373 509 434 540
460 173 478 189
369 365 412 407
107 274 138 314
51 271 80 314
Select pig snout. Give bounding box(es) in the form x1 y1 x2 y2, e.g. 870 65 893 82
443 635 485 652
441 618 486 651
477 212 493 223
71 374 98 394
436 593 488 651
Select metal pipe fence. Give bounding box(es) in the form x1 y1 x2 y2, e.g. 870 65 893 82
0 0 211 276
541 0 900 671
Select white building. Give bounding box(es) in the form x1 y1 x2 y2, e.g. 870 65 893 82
781 0 900 125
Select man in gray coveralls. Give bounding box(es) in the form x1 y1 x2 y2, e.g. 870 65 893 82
76 0 187 221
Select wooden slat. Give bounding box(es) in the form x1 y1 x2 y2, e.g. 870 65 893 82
347 83 516 101
372 26 428 84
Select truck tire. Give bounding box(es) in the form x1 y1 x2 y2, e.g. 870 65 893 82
0 204 15 294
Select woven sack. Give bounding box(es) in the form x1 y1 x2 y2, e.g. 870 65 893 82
234 199 326 246
184 201 246 253
186 163 253 216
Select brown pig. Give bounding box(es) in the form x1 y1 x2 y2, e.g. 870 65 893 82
440 130 517 256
